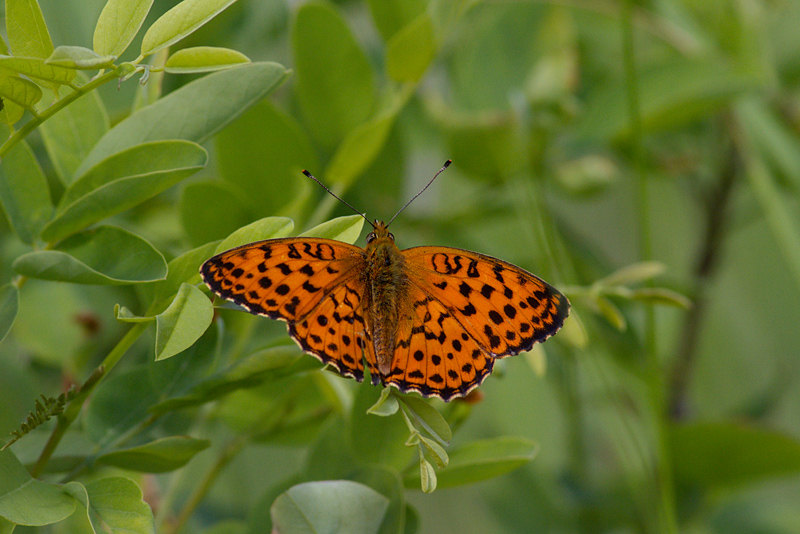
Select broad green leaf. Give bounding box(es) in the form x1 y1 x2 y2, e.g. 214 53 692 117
351 381 415 472
147 241 220 309
0 98 24 124
271 481 388 534
155 283 213 361
64 477 154 534
0 285 18 344
400 396 452 444
141 0 238 57
5 0 54 59
403 437 538 489
293 2 376 149
97 436 211 472
215 100 317 217
45 46 116 69
300 214 364 243
324 87 411 187
41 140 207 242
75 62 289 176
366 0 426 42
94 0 154 57
0 139 53 243
164 46 250 73
215 216 294 253
0 75 42 109
0 55 75 84
85 367 159 444
670 422 800 489
181 182 252 247
367 387 399 416
386 13 436 83
0 516 13 534
38 79 109 184
0 447 75 525
14 225 167 284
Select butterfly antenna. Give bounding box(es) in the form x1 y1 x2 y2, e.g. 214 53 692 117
302 169 374 228
387 159 452 228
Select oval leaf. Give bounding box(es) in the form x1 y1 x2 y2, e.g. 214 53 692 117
155 283 214 360
299 214 364 243
400 396 452 444
141 0 238 57
0 285 19 344
271 481 388 534
96 436 211 473
0 138 53 244
94 0 154 57
45 46 116 69
14 225 167 284
165 46 250 73
386 13 436 83
5 0 54 59
215 217 294 253
41 140 207 242
64 477 154 534
0 75 42 109
0 55 76 84
75 62 289 177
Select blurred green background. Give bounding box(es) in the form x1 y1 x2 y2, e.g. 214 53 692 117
4 0 800 532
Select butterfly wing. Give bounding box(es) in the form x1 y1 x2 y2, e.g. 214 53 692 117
201 238 379 382
384 246 569 400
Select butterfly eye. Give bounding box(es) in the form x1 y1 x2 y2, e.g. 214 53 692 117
366 232 376 243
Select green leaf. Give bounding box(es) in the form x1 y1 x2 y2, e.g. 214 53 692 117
165 46 250 73
141 0 238 57
37 80 109 184
64 477 154 534
94 0 154 57
403 437 538 489
299 214 364 243
148 241 220 310
215 100 317 217
180 182 252 247
351 381 415 472
0 139 53 243
418 435 448 469
399 396 452 444
114 304 154 323
595 295 626 331
75 62 289 177
96 436 211 473
0 98 24 125
85 366 160 443
14 225 167 284
386 13 436 83
293 2 376 149
366 0 426 42
41 140 207 242
215 216 294 254
418 456 436 493
367 387 399 416
630 288 692 309
5 0 54 58
0 285 19 344
598 261 667 287
0 447 76 525
670 422 800 490
45 46 116 69
155 283 213 361
271 481 388 534
0 55 76 84
0 75 43 109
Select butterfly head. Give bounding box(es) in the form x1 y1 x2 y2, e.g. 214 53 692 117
366 220 394 245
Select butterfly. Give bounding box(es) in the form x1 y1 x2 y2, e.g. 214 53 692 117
200 161 569 401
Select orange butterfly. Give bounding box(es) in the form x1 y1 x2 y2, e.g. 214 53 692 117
201 161 569 401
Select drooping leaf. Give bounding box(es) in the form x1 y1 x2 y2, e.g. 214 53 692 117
0 55 76 84
45 46 116 69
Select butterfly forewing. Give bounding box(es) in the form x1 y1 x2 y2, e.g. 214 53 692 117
201 238 380 379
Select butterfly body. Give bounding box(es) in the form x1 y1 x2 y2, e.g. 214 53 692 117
201 220 569 401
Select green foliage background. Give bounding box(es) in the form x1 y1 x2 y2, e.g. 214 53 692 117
2 0 800 533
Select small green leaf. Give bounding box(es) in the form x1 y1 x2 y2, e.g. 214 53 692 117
45 46 116 69
165 46 250 73
14 225 168 284
155 283 213 360
41 140 207 242
0 447 76 525
94 0 154 57
300 214 364 243
5 0 54 59
598 261 667 287
0 75 43 109
418 435 448 469
271 481 388 534
404 437 538 490
595 295 626 331
0 138 53 244
148 241 220 309
418 456 436 493
0 285 19 344
399 396 452 444
0 98 24 125
141 0 238 57
367 387 399 416
386 13 436 83
64 477 154 534
0 55 76 84
630 287 692 309
76 62 289 176
293 2 376 149
97 436 211 473
215 217 294 254
115 304 154 323
366 0 426 42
